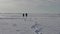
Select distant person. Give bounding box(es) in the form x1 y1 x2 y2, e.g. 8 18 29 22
23 13 24 17
22 13 28 21
25 13 28 17
22 13 28 17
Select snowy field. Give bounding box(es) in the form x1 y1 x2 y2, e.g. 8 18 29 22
0 13 60 34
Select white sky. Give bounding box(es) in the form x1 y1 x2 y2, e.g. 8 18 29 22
0 0 60 13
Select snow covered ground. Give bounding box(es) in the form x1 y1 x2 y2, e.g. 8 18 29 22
0 13 60 34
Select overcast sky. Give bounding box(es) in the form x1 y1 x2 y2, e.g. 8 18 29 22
0 0 60 13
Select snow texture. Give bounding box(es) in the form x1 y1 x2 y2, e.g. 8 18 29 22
0 13 60 34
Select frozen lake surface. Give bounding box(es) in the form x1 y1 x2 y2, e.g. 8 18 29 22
0 13 60 34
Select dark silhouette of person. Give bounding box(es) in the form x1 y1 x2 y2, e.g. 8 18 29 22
23 13 24 17
25 13 28 17
22 13 28 18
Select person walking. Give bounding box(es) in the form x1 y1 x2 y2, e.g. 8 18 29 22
22 13 28 21
22 13 28 17
23 13 24 17
25 13 28 17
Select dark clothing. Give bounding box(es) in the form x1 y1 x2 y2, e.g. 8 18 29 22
22 13 28 17
26 13 28 17
23 13 24 17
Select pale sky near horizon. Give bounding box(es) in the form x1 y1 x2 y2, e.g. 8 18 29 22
0 0 60 13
